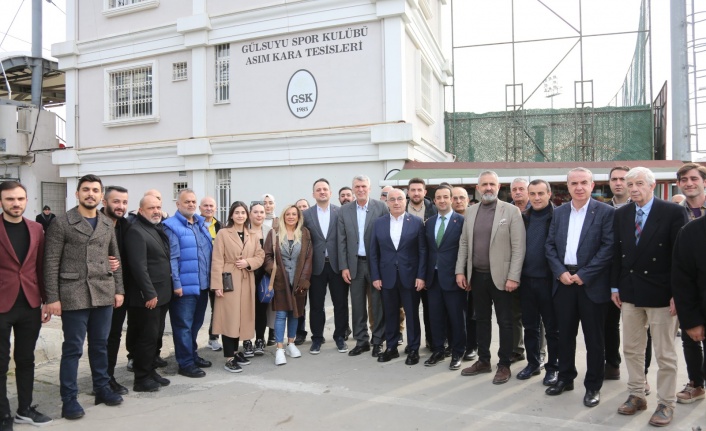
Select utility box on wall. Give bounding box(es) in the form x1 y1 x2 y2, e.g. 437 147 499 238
0 104 57 156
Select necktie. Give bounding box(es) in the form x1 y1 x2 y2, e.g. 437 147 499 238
635 208 644 245
436 216 446 247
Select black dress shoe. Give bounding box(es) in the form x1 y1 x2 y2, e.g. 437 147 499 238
517 364 542 380
178 367 206 378
347 344 370 356
463 349 478 361
194 356 212 368
153 356 168 368
405 350 420 365
151 371 170 387
444 346 452 358
449 355 462 370
371 344 383 358
109 376 129 395
133 378 160 393
294 332 307 346
424 351 445 367
545 380 574 396
543 370 559 386
583 389 600 407
377 348 400 362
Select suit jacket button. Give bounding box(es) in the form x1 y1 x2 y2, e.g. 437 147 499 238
630 270 633 273
644 271 648 274
622 255 625 258
652 258 656 261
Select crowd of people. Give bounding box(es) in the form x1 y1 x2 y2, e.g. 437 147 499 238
0 163 705 429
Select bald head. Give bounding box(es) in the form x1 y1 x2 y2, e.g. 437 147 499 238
380 185 394 202
144 189 162 201
200 196 216 221
139 194 163 225
452 187 469 214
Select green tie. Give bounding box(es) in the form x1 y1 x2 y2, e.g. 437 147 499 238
436 216 446 246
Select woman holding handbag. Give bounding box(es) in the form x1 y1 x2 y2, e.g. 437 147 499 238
264 205 313 366
210 201 265 373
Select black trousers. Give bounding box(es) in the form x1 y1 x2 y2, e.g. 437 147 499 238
107 303 134 376
309 261 349 342
520 276 559 371
466 291 477 352
681 329 706 386
127 304 168 381
0 298 41 416
604 301 622 368
222 336 240 358
554 284 605 391
381 277 421 351
208 290 218 341
472 271 514 367
420 290 431 346
428 271 466 356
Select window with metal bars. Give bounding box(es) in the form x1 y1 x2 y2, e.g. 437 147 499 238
420 59 432 115
215 44 230 103
109 0 147 8
108 66 153 120
215 169 231 223
172 62 188 81
173 182 188 200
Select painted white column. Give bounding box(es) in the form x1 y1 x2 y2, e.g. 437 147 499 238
192 46 208 138
191 169 207 200
66 177 77 209
382 16 405 122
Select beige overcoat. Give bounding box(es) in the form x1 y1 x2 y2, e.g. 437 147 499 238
210 227 265 339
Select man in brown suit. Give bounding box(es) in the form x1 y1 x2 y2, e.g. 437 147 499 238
0 182 52 428
44 174 124 420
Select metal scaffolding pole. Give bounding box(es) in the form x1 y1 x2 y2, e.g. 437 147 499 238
671 0 690 161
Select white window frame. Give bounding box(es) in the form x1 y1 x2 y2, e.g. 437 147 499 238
172 62 188 82
103 60 160 128
214 44 231 104
173 182 188 201
103 0 159 18
418 0 433 20
416 53 435 125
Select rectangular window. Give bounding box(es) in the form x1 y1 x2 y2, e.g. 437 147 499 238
104 0 158 16
215 169 231 223
416 54 434 125
107 65 153 121
215 44 230 104
109 0 146 8
172 62 188 81
173 182 188 200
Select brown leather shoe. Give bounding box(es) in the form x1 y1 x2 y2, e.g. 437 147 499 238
617 395 647 415
461 360 492 376
604 364 620 380
648 403 673 427
492 365 511 384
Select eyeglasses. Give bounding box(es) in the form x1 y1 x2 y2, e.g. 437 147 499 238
380 192 388 197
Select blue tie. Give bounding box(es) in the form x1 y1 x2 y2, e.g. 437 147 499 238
635 208 644 245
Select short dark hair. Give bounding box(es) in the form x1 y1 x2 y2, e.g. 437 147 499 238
528 179 551 193
104 185 128 199
435 184 453 197
77 174 103 192
339 186 352 194
0 181 27 197
609 166 631 178
312 178 330 190
226 201 250 228
677 162 706 181
408 178 426 187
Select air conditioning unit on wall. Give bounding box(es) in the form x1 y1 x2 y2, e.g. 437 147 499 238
0 104 29 156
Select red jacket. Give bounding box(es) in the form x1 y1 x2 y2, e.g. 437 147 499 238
0 217 45 312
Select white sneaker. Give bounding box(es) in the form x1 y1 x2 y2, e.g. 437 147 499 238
208 339 223 351
275 348 287 366
286 343 302 358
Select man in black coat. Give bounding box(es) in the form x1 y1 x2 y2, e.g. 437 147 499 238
611 167 687 427
124 195 173 392
35 205 55 232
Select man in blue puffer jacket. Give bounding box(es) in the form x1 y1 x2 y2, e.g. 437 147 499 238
163 189 213 377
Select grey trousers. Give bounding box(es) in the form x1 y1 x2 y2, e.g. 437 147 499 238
350 257 385 346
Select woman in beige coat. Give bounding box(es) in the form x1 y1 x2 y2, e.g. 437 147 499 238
210 201 264 373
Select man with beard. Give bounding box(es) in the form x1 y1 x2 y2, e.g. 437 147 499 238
44 174 125 419
124 195 173 392
0 182 52 428
339 187 353 205
101 186 132 396
163 189 213 378
456 171 525 384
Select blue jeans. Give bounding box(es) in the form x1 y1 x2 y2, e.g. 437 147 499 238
169 289 209 369
275 311 297 344
59 306 113 402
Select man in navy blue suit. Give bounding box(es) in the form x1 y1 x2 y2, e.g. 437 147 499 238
369 188 427 365
545 167 614 408
423 185 466 370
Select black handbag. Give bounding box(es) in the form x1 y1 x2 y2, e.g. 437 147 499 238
222 272 234 292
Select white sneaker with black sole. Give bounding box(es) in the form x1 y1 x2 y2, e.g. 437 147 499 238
224 358 242 373
208 339 223 351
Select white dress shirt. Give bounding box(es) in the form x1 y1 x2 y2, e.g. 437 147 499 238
564 200 589 265
390 213 405 250
356 200 368 256
317 204 331 256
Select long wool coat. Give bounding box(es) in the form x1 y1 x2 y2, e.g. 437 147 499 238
210 227 264 339
264 227 313 318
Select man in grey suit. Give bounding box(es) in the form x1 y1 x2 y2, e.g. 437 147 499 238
545 167 614 408
455 170 525 385
44 174 125 420
338 175 389 358
303 178 349 355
